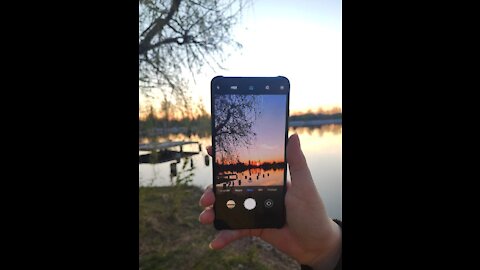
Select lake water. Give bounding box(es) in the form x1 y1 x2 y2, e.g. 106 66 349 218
139 124 342 219
216 168 285 189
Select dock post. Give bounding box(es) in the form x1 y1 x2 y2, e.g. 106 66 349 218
204 155 210 166
170 162 177 177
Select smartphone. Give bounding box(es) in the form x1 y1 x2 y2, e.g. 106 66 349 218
211 76 290 229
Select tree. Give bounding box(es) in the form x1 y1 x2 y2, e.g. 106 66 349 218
214 94 260 163
139 0 247 114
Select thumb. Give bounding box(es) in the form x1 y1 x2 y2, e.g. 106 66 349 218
286 134 316 193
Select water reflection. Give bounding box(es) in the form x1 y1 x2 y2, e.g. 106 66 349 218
139 125 341 188
139 124 342 219
217 168 285 189
169 156 196 186
290 124 342 136
139 134 212 187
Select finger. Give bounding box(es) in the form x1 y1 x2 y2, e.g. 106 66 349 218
206 146 212 156
199 207 215 224
209 229 251 250
199 186 215 207
286 134 316 192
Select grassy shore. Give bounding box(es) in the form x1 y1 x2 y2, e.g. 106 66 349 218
139 186 299 270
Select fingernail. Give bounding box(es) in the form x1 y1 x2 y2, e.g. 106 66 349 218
198 209 205 223
199 195 204 206
208 242 213 249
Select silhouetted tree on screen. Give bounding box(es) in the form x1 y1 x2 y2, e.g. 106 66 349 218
214 95 260 163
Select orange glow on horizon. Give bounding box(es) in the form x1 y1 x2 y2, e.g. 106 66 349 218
290 106 342 116
215 158 284 165
139 104 341 120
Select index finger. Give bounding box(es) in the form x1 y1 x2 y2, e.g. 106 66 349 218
199 185 215 207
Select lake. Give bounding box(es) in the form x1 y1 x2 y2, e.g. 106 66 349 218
139 124 342 219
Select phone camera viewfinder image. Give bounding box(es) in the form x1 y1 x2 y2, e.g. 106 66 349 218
212 76 289 230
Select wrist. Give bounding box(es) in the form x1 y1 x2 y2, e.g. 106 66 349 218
309 219 342 270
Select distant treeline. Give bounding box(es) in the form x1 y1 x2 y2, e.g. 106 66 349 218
215 161 285 173
289 112 342 122
139 114 211 137
139 112 342 137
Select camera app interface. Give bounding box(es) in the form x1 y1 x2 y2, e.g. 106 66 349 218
213 93 287 228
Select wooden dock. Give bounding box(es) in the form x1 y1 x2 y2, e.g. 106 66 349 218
139 141 201 164
139 141 199 152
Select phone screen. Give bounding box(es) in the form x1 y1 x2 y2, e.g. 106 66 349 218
211 76 289 229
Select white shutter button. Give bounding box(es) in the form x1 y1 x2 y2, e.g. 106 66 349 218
243 198 256 210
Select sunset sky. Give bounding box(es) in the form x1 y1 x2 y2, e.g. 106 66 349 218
140 0 342 116
228 94 286 163
188 0 342 114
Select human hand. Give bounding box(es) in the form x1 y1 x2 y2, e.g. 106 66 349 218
199 134 341 270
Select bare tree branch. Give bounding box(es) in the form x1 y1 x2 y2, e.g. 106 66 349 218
139 0 250 117
139 0 182 55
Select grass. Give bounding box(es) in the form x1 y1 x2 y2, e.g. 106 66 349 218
139 186 299 270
